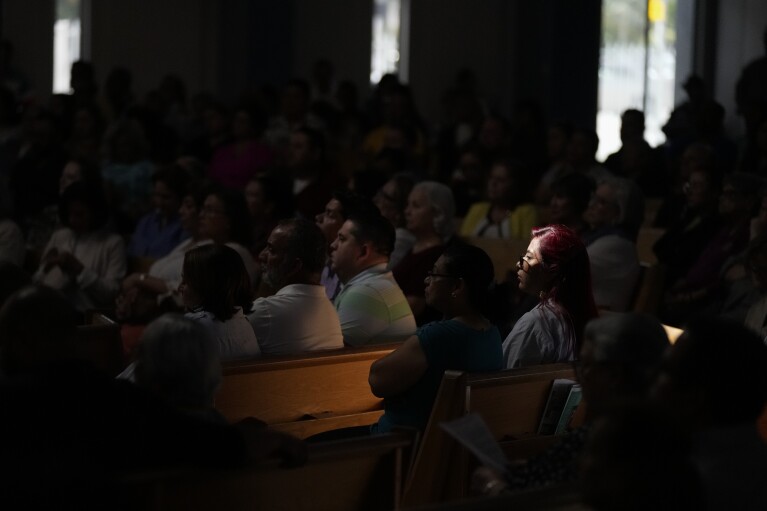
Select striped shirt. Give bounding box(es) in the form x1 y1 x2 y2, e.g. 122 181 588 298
334 264 416 346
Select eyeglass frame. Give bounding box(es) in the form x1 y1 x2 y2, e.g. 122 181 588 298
425 270 460 280
517 253 540 273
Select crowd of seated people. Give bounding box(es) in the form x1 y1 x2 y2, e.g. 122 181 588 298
1 45 767 506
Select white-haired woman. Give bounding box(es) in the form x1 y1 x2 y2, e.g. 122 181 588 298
392 181 456 325
582 176 644 312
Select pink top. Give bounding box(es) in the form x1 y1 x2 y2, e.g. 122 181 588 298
209 140 274 189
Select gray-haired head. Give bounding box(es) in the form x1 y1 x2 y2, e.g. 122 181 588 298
584 312 669 392
134 313 222 411
413 181 456 241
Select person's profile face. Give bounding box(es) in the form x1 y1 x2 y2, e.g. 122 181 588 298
198 195 230 241
516 237 551 297
404 187 435 236
486 164 513 203
329 220 361 283
259 225 293 289
179 278 201 311
315 199 345 243
424 255 456 311
583 184 619 229
374 180 401 227
59 162 83 195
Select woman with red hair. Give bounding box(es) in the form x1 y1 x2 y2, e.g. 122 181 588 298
502 224 597 368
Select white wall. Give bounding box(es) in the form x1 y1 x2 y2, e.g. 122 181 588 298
2 0 55 101
291 0 372 98
89 0 218 99
408 0 513 126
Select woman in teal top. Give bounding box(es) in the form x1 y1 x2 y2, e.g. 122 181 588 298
370 243 503 432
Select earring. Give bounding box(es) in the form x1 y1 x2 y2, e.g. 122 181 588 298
539 290 548 300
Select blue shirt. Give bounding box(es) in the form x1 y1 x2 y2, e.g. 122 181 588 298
376 319 503 433
127 211 189 258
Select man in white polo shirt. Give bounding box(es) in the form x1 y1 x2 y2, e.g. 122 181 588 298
248 218 343 355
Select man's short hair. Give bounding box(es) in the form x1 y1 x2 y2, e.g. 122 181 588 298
346 211 396 258
279 217 327 274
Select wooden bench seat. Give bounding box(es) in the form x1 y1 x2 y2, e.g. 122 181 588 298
216 343 400 438
403 363 581 507
402 484 585 511
120 431 414 511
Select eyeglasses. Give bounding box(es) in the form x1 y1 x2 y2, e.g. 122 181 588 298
518 254 538 272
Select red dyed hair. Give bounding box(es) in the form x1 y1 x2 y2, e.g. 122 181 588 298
531 224 598 355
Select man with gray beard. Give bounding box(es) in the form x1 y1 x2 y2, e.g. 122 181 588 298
247 218 343 355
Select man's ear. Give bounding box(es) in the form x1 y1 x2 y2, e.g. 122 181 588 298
357 242 370 261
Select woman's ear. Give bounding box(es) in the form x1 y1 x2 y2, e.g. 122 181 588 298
453 275 467 295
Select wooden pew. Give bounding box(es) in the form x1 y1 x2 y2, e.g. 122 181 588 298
120 431 414 511
402 363 580 507
643 198 664 227
216 343 400 439
403 484 584 511
631 262 666 314
75 311 126 377
636 227 664 265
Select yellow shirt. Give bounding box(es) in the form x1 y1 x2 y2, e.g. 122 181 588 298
460 202 539 240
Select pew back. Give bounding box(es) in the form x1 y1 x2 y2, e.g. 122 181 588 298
216 344 399 438
403 364 579 507
636 227 664 265
75 312 126 377
121 431 413 511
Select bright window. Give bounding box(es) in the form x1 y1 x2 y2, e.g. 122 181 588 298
597 0 677 160
370 0 403 84
53 0 82 93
